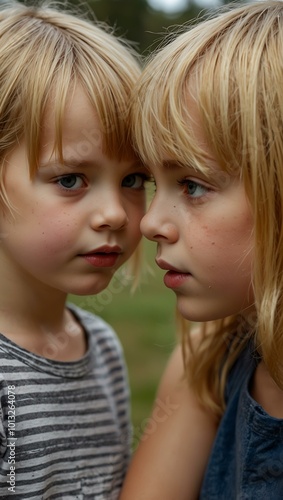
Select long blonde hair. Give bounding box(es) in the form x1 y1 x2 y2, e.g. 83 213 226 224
132 1 283 415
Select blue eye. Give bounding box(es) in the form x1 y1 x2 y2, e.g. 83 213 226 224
178 179 209 199
122 173 149 189
187 180 207 197
57 174 84 190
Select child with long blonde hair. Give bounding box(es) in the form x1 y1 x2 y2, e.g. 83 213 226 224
0 2 149 498
121 1 283 498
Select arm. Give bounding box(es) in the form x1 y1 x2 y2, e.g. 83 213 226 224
119 344 218 500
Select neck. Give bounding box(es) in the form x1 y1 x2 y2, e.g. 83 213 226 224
0 276 67 330
0 250 87 361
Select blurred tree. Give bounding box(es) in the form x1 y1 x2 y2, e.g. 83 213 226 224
89 0 204 53
142 3 203 54
88 0 148 51
18 0 231 53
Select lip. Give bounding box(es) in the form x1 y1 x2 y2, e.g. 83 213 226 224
156 259 191 289
82 245 122 255
156 259 185 273
79 245 122 268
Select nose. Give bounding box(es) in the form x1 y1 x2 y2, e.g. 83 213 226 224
140 197 178 243
90 193 129 231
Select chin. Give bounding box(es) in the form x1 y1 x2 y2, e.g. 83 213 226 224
176 296 223 323
67 276 114 297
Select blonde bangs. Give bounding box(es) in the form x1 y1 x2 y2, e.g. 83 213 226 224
0 3 141 185
77 50 140 162
132 47 214 174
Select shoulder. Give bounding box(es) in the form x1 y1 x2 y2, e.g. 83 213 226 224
224 338 257 403
68 302 123 351
250 361 283 419
67 302 128 381
158 325 218 412
68 302 117 335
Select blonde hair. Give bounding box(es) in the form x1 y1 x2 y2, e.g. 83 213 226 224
0 1 141 208
132 0 283 415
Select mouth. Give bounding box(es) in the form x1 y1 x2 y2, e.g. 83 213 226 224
79 245 122 268
156 259 185 273
156 259 192 289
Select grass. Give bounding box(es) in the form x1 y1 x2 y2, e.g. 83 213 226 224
69 239 178 437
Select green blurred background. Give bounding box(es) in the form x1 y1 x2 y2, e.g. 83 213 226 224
66 0 242 55
20 0 240 55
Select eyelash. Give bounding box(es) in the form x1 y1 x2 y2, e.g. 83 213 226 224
122 173 152 190
55 174 86 191
55 172 152 192
177 178 211 201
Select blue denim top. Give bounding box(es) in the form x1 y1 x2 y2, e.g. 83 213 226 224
200 341 283 499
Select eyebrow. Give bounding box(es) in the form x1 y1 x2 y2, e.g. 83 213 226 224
129 160 149 170
39 158 148 172
162 160 182 170
162 159 199 172
39 159 97 170
162 158 218 177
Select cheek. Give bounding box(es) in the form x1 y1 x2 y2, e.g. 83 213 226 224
223 214 253 269
197 213 253 278
11 208 80 258
37 212 81 253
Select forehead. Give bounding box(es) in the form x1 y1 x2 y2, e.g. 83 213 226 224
40 85 102 163
184 88 213 155
42 85 101 144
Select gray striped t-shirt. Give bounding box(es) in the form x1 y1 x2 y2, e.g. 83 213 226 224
0 303 131 499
